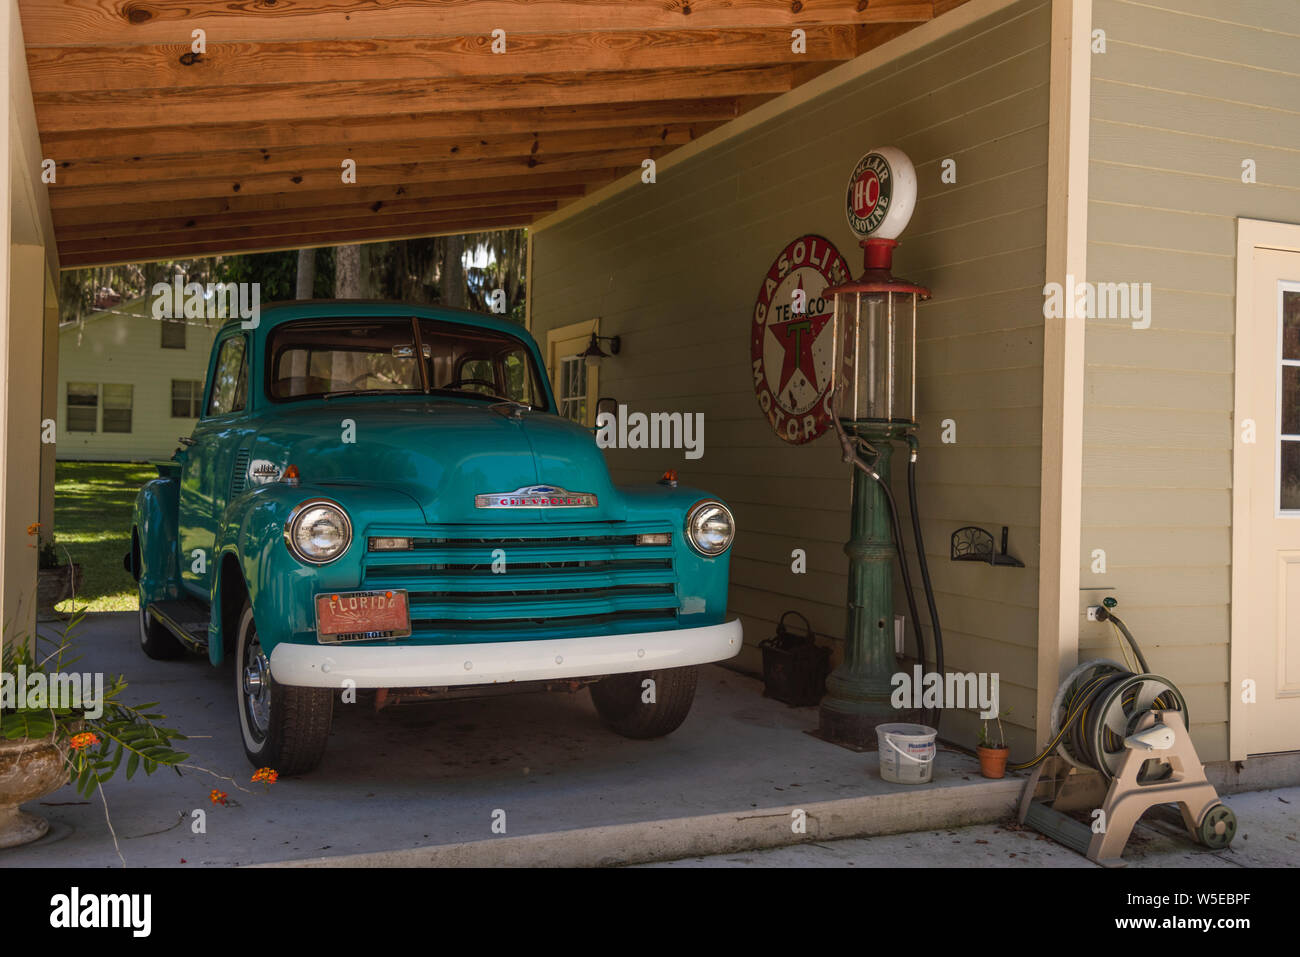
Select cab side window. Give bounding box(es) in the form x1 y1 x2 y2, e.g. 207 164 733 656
208 336 248 416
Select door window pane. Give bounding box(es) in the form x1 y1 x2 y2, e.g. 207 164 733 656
1282 440 1300 511
1284 290 1300 361
557 355 586 425
1284 367 1300 436
66 382 97 432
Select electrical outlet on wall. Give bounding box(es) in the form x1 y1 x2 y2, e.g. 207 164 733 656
1086 605 1103 621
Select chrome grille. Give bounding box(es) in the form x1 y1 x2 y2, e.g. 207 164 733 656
362 521 679 642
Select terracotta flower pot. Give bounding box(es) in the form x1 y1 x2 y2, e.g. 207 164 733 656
36 564 83 621
0 736 68 848
977 745 1010 779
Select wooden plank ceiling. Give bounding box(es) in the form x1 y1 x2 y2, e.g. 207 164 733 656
21 0 968 269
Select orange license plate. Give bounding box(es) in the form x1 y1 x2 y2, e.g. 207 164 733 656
315 590 411 643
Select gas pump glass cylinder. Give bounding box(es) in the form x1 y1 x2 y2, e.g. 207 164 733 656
832 289 918 428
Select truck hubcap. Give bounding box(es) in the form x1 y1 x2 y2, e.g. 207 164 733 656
242 638 271 738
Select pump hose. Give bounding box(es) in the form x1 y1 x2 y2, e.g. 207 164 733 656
905 436 945 703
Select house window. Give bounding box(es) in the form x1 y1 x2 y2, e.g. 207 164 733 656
557 355 587 425
171 379 203 418
66 382 97 432
161 317 186 349
102 384 133 433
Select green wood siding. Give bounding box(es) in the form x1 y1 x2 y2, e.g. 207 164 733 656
1084 0 1300 761
531 0 1052 750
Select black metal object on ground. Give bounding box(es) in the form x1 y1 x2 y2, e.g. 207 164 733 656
760 611 830 707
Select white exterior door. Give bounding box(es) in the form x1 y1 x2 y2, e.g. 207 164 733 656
1231 227 1300 758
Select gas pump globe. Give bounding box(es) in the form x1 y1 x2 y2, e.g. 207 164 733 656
818 147 941 749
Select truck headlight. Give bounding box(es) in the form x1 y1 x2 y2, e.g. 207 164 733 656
284 500 352 564
685 500 735 557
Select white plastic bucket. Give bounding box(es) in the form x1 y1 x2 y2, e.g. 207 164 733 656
876 722 938 785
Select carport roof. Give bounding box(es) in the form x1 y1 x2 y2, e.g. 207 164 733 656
21 0 970 268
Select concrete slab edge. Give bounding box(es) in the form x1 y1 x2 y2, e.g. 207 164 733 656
260 777 1023 868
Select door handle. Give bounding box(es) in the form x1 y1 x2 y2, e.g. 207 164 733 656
178 436 197 447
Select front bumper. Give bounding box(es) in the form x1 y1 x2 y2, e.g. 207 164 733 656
269 618 743 689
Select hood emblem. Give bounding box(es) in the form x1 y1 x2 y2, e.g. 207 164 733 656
248 459 283 485
475 485 598 509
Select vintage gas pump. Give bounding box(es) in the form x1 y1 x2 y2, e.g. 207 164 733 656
818 147 945 748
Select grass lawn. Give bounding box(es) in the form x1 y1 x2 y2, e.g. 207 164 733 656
52 461 158 613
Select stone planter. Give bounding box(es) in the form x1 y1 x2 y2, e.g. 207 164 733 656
0 735 68 848
36 563 83 621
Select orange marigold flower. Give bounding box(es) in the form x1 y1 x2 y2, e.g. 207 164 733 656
27 522 40 536
209 789 229 806
251 767 278 784
69 732 99 750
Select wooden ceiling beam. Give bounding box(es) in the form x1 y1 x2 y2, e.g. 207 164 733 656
28 27 861 93
56 188 590 242
34 65 796 132
53 123 712 189
38 99 739 160
21 1 937 46
49 168 620 228
48 148 659 209
59 213 540 269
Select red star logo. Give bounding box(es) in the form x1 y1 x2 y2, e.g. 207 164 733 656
769 276 830 398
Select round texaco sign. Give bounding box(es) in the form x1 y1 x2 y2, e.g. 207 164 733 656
750 234 851 444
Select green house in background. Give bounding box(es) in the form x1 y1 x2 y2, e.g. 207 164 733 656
57 295 218 462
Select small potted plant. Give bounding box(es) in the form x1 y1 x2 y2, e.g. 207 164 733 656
0 619 189 849
977 709 1010 779
31 523 82 621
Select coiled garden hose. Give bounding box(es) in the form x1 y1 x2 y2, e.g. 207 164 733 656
944 610 1180 776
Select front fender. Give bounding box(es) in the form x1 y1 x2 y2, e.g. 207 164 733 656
132 477 181 606
209 483 425 662
619 483 735 627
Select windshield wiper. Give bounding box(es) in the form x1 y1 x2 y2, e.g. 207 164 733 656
428 387 518 405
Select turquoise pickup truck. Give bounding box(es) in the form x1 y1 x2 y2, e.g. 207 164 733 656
128 301 740 774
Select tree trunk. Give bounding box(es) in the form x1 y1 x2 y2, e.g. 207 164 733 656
295 248 316 299
442 234 466 308
334 245 361 299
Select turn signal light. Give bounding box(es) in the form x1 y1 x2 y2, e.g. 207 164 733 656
369 537 413 551
636 533 671 546
283 464 301 487
659 469 678 487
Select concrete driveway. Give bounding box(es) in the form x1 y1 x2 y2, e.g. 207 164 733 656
7 612 1019 867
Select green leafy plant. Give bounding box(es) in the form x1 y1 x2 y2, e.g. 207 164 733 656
1 616 188 796
978 707 1011 751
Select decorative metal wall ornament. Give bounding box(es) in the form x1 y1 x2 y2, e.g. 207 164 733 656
950 525 1024 567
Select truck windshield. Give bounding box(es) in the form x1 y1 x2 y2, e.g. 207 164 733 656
266 316 547 409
